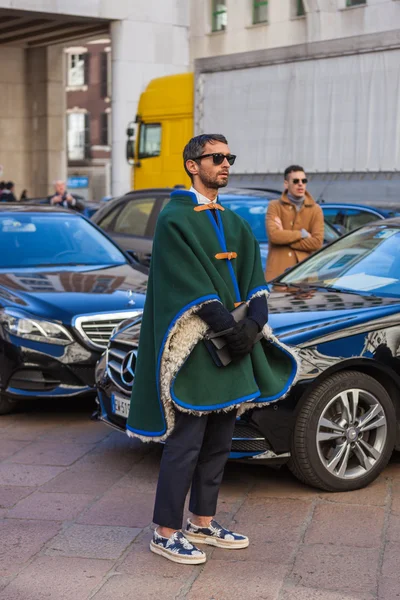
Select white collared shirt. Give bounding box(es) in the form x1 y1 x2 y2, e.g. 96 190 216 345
189 186 217 205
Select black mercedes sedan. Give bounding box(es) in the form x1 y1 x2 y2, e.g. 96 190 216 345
0 205 147 415
95 218 400 492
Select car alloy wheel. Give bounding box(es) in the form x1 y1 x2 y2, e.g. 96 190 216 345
288 371 396 491
316 388 387 480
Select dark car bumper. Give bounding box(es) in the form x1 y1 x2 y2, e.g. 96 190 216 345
1 333 101 401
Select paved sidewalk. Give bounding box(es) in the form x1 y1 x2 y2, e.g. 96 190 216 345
0 399 400 600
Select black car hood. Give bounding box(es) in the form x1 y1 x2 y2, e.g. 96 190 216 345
0 264 148 324
268 287 400 346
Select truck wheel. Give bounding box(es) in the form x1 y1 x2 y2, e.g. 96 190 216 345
0 394 16 415
288 371 396 492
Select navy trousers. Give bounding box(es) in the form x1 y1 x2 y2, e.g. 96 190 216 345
153 408 237 530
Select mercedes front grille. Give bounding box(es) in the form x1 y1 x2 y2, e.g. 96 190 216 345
74 311 143 350
106 318 142 393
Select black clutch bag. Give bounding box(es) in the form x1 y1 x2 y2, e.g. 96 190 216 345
203 303 264 367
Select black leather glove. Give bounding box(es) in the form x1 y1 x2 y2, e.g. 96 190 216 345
225 318 259 360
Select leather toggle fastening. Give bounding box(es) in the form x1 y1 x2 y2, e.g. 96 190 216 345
194 203 225 212
215 252 238 260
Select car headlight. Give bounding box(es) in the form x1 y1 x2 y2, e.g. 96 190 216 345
0 310 73 345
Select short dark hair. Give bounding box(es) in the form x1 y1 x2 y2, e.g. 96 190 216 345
0 181 5 190
6 181 14 190
284 165 305 180
183 134 228 180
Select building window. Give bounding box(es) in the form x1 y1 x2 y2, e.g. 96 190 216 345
100 51 111 99
67 113 90 160
346 0 366 5
100 112 110 146
211 0 227 32
296 0 306 16
253 0 268 24
67 53 89 87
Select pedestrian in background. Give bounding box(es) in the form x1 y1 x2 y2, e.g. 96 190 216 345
47 180 84 212
0 181 17 202
265 165 324 281
126 134 298 565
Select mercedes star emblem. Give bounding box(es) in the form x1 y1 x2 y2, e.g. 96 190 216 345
120 349 137 387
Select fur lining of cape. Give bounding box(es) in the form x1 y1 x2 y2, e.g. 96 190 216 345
127 292 301 442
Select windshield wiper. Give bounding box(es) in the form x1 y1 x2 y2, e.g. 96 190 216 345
270 281 306 290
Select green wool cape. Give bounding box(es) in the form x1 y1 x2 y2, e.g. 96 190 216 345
126 190 299 442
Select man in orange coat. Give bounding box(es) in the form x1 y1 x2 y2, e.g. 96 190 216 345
265 165 324 281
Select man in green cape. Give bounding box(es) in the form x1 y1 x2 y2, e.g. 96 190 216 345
127 134 299 565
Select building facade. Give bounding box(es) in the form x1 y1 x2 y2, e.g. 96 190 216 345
189 0 400 202
66 39 112 201
190 0 400 59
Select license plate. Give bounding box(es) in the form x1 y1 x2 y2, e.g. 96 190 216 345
111 393 130 418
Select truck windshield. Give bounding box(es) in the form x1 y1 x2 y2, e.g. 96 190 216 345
138 123 161 158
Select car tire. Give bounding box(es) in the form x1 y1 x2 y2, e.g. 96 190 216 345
288 371 396 492
0 394 16 415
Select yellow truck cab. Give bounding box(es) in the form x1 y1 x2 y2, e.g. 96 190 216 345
128 72 194 190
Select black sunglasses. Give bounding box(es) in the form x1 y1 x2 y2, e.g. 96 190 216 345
292 178 308 184
192 153 237 166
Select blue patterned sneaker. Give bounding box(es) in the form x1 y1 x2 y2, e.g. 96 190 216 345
150 529 206 564
185 519 249 549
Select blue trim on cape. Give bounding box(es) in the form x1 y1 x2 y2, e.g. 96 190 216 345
247 285 270 301
171 387 261 412
251 341 298 404
177 189 242 304
126 423 165 437
215 209 241 303
170 337 298 410
126 293 220 439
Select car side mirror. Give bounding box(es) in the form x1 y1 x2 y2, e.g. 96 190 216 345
126 140 135 165
126 122 135 165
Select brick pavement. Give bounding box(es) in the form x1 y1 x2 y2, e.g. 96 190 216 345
0 399 400 600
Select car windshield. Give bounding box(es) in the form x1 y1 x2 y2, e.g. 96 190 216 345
280 225 400 298
0 213 128 268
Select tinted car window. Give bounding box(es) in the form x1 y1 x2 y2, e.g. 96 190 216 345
345 209 379 231
221 199 268 242
112 199 156 236
0 213 127 268
322 207 341 226
97 205 123 230
323 207 379 233
324 221 340 243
